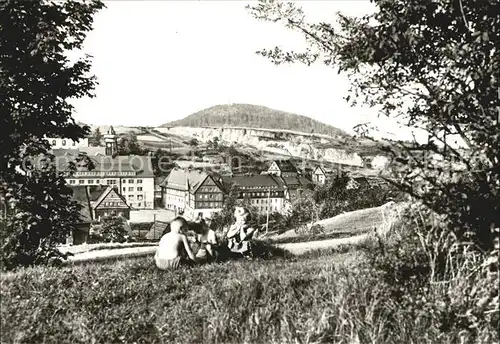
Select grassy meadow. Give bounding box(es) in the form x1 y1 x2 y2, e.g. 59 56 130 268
3 237 496 344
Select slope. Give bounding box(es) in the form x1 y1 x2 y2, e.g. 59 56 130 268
162 103 348 138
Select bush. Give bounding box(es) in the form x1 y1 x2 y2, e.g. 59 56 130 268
362 204 499 342
89 215 127 243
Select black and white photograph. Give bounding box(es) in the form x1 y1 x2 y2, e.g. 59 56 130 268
0 0 498 343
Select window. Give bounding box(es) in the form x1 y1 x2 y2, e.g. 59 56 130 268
137 187 143 191
123 179 126 184
88 180 94 184
62 140 66 146
79 180 85 184
128 179 134 183
137 195 143 201
96 180 100 184
136 179 142 184
122 187 126 192
69 179 76 184
128 187 134 191
138 203 142 207
128 195 134 200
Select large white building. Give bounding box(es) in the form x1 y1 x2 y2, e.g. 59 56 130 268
54 127 155 210
46 137 89 149
225 174 289 214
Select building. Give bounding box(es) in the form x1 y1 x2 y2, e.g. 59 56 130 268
53 127 155 210
104 126 118 156
154 176 165 206
69 186 98 245
226 174 288 214
161 168 226 220
92 186 131 221
265 160 314 202
312 166 336 185
61 154 155 209
46 137 89 149
266 160 298 177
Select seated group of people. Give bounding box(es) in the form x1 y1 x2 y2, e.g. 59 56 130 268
154 207 257 270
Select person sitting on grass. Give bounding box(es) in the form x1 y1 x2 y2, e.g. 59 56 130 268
195 216 218 263
155 216 196 270
226 207 257 259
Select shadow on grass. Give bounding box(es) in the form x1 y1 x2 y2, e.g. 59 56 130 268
215 239 293 262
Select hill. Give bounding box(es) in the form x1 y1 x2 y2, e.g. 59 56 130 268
162 104 348 137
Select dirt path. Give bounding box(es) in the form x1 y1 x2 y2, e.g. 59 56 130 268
66 234 370 264
277 234 368 255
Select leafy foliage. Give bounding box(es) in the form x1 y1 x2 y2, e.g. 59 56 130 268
363 204 499 342
90 214 127 243
88 127 104 147
0 0 104 269
117 131 145 155
150 149 178 177
313 172 398 220
0 162 82 269
248 0 500 249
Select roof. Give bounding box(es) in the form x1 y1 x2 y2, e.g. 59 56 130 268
70 187 95 223
281 176 301 187
162 169 225 193
298 176 313 187
271 160 298 173
93 186 130 210
227 175 284 191
314 166 335 174
49 152 154 178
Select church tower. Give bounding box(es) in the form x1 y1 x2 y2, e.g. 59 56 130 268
104 126 117 156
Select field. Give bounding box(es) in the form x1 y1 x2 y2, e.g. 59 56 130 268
268 202 396 243
1 250 380 344
2 241 496 343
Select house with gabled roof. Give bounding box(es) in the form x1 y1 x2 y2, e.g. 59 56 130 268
161 168 226 220
92 185 131 221
267 159 298 177
312 166 337 185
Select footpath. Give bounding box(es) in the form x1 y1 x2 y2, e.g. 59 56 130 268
65 234 369 264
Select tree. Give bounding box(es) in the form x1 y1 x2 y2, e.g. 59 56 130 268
88 127 104 147
118 132 144 155
92 213 127 243
211 185 237 233
189 138 199 149
0 0 104 269
249 0 499 249
212 136 220 150
151 149 177 176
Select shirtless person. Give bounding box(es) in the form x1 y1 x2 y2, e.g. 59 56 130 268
155 216 196 270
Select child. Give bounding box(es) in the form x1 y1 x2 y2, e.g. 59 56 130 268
226 207 257 259
195 216 218 262
155 216 196 270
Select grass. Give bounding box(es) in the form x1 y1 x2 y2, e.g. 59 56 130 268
0 249 385 344
2 241 496 343
266 231 354 244
59 242 157 255
268 203 394 243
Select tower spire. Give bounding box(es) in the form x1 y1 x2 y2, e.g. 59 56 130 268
104 126 117 156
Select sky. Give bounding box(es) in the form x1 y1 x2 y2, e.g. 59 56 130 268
71 0 419 140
